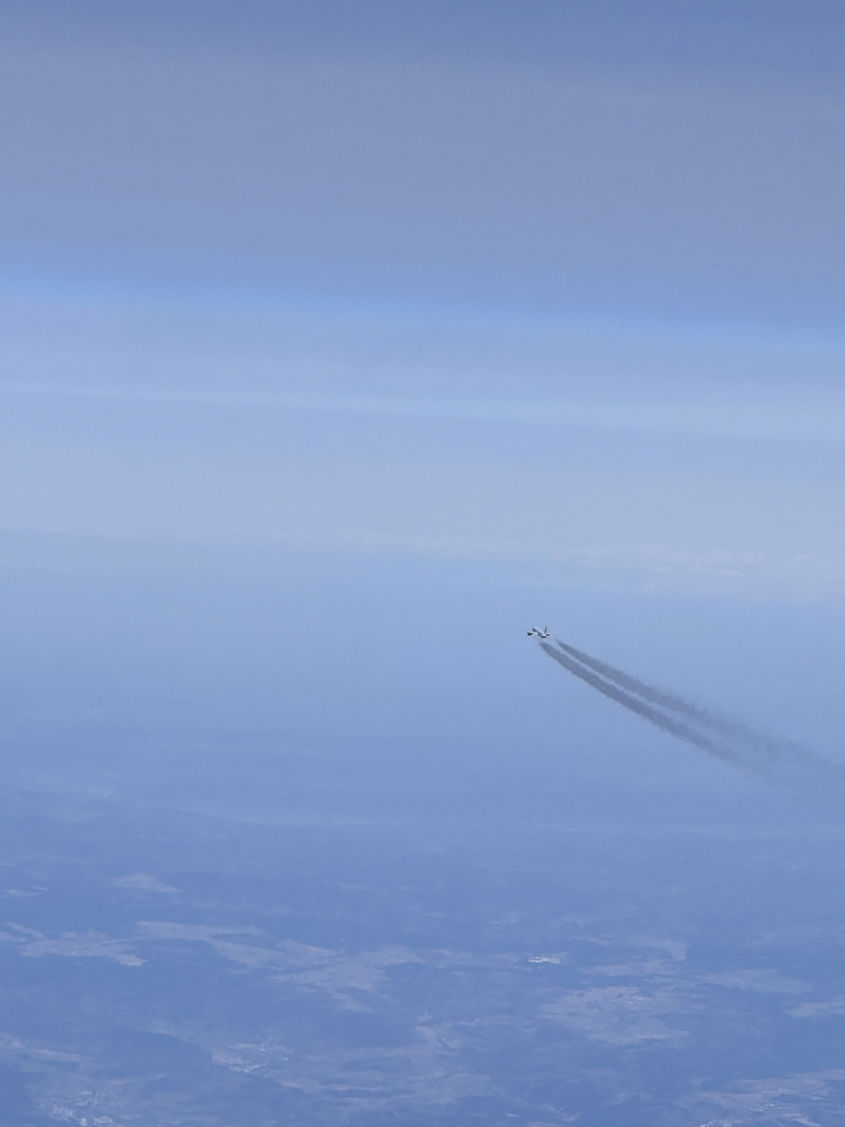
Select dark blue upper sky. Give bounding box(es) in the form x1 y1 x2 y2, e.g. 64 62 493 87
6 1 843 71
5 0 844 315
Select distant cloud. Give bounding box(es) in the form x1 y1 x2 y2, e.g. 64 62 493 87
111 873 179 894
0 924 145 966
4 380 845 444
789 998 845 1020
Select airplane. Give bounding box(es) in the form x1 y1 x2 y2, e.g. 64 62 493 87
526 626 550 639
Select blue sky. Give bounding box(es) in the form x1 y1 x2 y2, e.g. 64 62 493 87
3 2 845 780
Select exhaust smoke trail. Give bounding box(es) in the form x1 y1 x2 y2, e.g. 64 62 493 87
554 640 827 773
539 642 756 771
556 640 736 735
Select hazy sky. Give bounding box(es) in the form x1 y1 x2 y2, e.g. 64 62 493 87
3 2 845 769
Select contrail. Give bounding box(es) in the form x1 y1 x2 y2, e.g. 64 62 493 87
539 642 759 771
556 640 751 741
554 639 824 773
